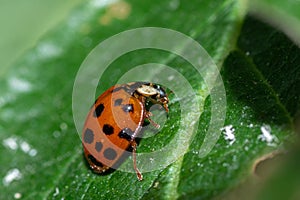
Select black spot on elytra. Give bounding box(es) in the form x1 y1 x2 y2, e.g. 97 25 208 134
122 104 134 113
103 148 117 160
94 104 104 118
118 128 134 141
114 98 123 106
95 142 103 152
84 128 94 144
103 124 114 135
88 154 104 168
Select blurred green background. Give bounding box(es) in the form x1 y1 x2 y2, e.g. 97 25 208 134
0 0 84 73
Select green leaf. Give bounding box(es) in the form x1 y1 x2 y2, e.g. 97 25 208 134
249 0 300 47
0 0 299 199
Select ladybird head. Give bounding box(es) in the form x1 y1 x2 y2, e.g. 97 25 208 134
136 83 169 112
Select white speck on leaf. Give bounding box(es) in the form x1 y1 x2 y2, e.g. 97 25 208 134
29 149 38 157
149 158 154 163
53 187 59 196
3 168 22 186
53 130 61 138
37 42 62 58
20 141 30 153
258 124 279 146
221 125 236 145
14 193 22 199
8 77 32 92
3 137 18 150
153 181 159 188
167 75 175 81
197 163 203 167
60 122 68 131
3 137 38 157
169 0 180 10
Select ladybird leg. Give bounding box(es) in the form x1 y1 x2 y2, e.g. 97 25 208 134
145 111 160 129
138 96 160 128
131 140 143 181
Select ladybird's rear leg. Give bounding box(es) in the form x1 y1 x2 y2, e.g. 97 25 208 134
145 111 160 129
130 140 143 181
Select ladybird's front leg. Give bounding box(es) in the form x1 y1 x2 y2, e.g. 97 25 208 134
145 111 160 129
138 95 160 129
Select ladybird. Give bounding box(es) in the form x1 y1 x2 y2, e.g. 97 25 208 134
82 82 169 181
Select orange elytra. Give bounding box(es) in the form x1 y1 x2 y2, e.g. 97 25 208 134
82 82 169 181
